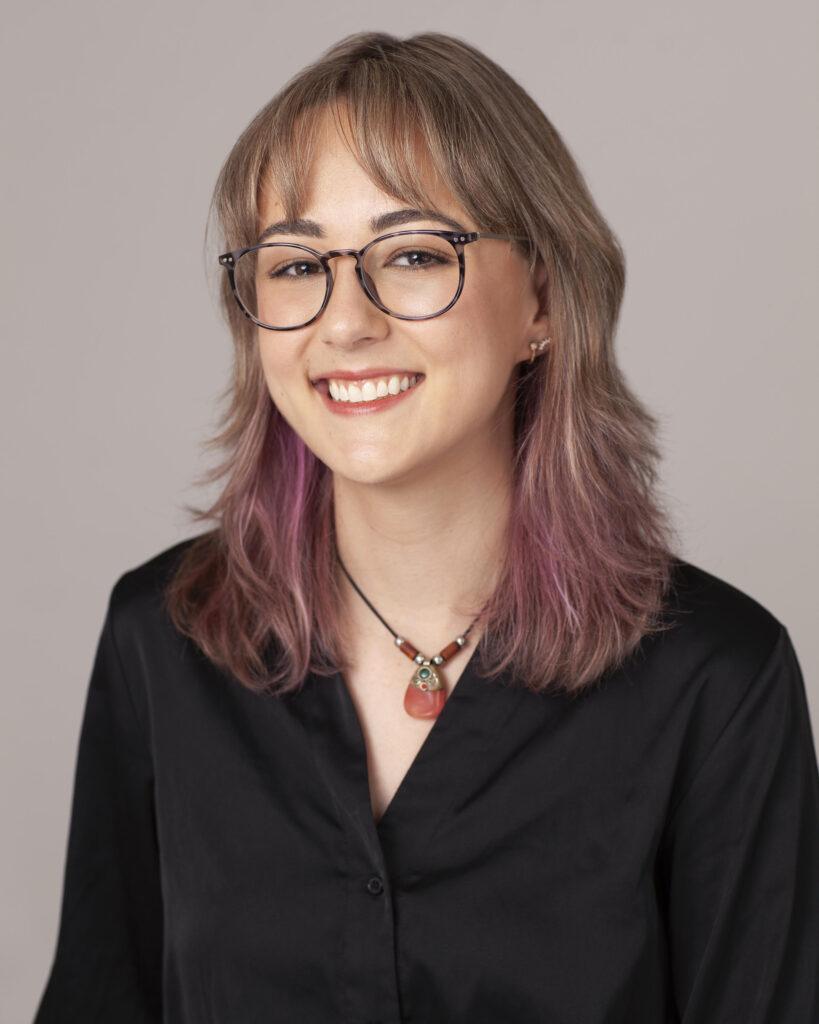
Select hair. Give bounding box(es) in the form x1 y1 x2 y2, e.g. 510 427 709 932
164 31 680 698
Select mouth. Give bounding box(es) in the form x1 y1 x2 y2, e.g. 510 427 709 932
312 372 424 406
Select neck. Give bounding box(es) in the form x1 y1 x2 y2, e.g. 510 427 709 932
333 430 513 654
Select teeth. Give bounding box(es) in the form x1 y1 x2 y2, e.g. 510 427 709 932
325 374 422 404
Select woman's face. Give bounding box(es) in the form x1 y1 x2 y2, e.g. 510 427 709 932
256 111 548 490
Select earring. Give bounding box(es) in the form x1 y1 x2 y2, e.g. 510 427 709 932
528 337 551 364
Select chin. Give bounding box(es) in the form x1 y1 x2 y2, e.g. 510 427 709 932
331 462 408 488
323 447 422 489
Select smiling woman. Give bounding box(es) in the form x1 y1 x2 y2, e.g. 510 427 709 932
252 114 544 499
34 31 819 1024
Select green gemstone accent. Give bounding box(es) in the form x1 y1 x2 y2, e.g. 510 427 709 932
419 667 431 679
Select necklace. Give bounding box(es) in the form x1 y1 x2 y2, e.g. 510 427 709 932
336 553 481 720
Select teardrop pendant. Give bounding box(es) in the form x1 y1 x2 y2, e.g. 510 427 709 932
403 662 446 719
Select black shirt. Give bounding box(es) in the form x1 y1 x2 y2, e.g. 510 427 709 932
34 538 819 1023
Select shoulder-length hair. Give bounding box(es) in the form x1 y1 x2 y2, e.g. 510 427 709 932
165 31 679 697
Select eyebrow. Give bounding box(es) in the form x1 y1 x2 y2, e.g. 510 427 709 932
256 207 469 244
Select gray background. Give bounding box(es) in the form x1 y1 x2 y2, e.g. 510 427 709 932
2 0 817 1018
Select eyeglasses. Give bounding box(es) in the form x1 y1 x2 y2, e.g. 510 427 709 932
218 229 523 331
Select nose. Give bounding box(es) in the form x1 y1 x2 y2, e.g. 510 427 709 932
325 250 381 304
319 252 388 348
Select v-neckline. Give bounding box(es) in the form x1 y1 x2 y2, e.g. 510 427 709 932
288 645 528 870
348 645 482 829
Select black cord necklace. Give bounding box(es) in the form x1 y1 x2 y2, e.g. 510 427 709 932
336 551 481 720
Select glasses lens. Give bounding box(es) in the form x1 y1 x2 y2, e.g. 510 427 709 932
363 234 460 318
233 245 327 328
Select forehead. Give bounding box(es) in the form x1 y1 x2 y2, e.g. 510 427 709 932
257 105 469 234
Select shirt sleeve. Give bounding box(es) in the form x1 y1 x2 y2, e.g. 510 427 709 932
658 626 819 1022
33 597 164 1023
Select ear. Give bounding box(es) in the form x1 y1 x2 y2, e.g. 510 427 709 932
517 256 551 363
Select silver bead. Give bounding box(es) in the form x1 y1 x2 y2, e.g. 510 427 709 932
455 636 467 647
394 636 405 647
414 653 426 664
432 655 444 665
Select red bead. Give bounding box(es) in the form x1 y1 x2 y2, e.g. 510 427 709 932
404 682 446 718
398 640 419 661
439 640 462 662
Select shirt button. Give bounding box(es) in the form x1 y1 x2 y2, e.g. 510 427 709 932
366 876 384 895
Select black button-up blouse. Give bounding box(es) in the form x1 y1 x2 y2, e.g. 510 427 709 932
33 538 819 1022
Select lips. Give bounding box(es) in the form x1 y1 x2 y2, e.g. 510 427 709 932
311 370 425 405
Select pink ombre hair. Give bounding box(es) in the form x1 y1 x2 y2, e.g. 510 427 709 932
164 31 680 696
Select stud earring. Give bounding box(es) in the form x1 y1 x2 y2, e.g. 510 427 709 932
528 337 551 364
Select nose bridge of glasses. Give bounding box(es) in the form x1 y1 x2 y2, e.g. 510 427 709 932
324 248 363 263
323 248 367 286
322 248 382 309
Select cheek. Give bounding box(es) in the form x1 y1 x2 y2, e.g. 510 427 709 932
445 317 527 395
258 337 299 404
435 342 517 429
455 279 532 366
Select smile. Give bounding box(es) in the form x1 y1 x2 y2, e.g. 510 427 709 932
311 371 425 416
328 374 420 404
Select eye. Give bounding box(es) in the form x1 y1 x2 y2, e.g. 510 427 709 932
386 247 452 270
268 258 323 279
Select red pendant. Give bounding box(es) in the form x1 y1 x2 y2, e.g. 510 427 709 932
404 682 446 718
404 662 446 719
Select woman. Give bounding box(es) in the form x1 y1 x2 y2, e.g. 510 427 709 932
35 32 819 1023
